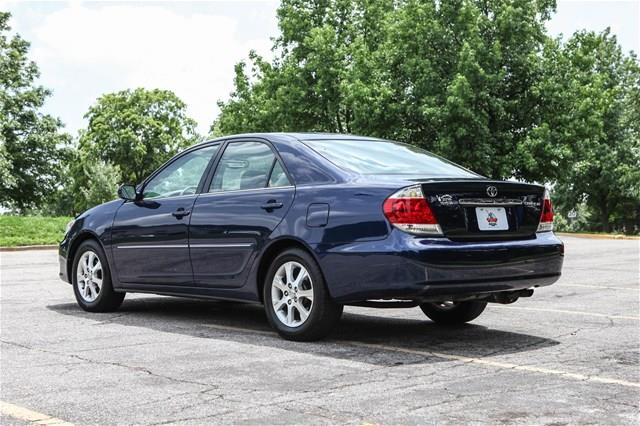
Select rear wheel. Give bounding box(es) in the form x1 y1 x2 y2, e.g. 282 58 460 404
263 248 342 341
419 301 487 325
72 240 125 312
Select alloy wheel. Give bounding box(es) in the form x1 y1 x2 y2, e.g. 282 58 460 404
76 250 103 303
271 261 314 328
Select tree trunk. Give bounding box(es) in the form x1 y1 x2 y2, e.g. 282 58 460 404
600 206 610 233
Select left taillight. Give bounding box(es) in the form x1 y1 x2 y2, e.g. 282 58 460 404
537 189 554 232
383 185 443 236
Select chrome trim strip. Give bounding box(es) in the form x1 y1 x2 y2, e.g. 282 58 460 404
128 186 294 202
117 245 188 249
458 198 523 207
190 243 253 248
117 243 253 249
201 186 295 196
140 194 198 202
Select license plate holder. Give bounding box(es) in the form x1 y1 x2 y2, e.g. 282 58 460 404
475 207 509 231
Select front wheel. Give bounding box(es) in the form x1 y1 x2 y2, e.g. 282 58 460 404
419 301 487 325
72 240 125 312
263 248 343 341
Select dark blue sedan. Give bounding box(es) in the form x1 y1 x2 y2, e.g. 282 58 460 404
59 133 563 340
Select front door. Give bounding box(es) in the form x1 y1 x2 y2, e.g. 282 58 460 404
189 141 295 288
111 144 220 285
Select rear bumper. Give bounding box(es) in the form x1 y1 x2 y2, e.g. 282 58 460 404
314 231 563 303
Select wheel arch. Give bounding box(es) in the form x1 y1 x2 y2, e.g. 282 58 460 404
255 237 325 303
66 231 105 281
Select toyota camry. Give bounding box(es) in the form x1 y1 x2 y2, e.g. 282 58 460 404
59 133 564 341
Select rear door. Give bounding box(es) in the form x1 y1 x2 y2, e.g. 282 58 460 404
189 140 295 288
422 180 545 241
111 144 220 285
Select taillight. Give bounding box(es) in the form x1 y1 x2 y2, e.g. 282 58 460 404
383 185 443 236
537 189 554 232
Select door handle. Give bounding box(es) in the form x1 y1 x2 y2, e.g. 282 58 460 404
260 201 284 211
172 208 191 219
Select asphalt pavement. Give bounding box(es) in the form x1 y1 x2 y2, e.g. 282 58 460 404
1 236 639 425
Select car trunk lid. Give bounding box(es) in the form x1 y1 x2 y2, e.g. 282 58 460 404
420 180 545 241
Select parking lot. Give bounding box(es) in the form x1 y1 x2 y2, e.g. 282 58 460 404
1 236 638 425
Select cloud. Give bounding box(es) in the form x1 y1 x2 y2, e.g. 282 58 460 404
28 2 277 135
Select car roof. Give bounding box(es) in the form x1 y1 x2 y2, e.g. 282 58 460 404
197 132 384 146
279 132 384 141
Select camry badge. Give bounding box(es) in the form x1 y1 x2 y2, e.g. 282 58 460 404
437 194 454 205
486 186 498 197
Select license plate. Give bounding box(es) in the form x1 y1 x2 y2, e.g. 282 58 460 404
476 207 509 231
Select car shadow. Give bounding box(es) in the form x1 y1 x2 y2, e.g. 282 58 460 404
47 297 559 366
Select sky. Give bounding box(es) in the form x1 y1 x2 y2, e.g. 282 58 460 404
3 0 639 136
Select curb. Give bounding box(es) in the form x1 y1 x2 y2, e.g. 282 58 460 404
0 245 58 252
557 232 640 241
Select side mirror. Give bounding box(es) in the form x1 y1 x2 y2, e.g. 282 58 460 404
117 184 140 201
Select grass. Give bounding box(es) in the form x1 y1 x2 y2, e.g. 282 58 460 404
0 216 73 247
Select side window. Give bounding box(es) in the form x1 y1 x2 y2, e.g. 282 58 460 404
209 142 276 192
268 160 291 188
143 145 219 199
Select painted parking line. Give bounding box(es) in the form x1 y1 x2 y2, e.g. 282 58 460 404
200 323 640 389
348 342 640 389
561 283 638 291
202 323 274 335
488 305 640 321
0 401 74 426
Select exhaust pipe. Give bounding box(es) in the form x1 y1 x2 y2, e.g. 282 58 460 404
488 289 534 304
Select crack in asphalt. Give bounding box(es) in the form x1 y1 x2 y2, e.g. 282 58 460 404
0 339 219 389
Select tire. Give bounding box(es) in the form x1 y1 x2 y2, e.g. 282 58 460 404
72 239 125 312
419 301 487 325
263 248 343 341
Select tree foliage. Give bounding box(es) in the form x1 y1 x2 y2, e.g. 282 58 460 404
81 88 199 185
2 3 638 233
215 0 639 232
534 30 640 232
214 0 557 180
0 11 71 211
44 144 121 216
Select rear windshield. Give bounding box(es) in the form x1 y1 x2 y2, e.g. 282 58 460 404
303 139 478 177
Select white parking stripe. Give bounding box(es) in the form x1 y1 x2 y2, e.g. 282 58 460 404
200 323 640 389
561 283 638 291
202 323 273 335
488 305 640 320
0 401 74 426
348 342 640 389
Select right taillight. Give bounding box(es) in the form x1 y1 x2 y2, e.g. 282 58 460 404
383 185 443 236
537 189 554 232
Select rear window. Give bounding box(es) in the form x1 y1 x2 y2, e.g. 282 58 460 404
303 139 478 177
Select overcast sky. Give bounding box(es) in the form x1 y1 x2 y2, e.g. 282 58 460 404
4 0 639 136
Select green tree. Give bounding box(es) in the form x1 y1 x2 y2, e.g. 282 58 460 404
533 30 640 232
214 0 556 180
213 0 397 136
81 88 200 185
44 144 121 216
0 142 14 190
0 12 71 211
215 0 639 233
71 150 121 214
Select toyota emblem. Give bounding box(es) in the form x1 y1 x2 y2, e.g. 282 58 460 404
486 186 498 197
